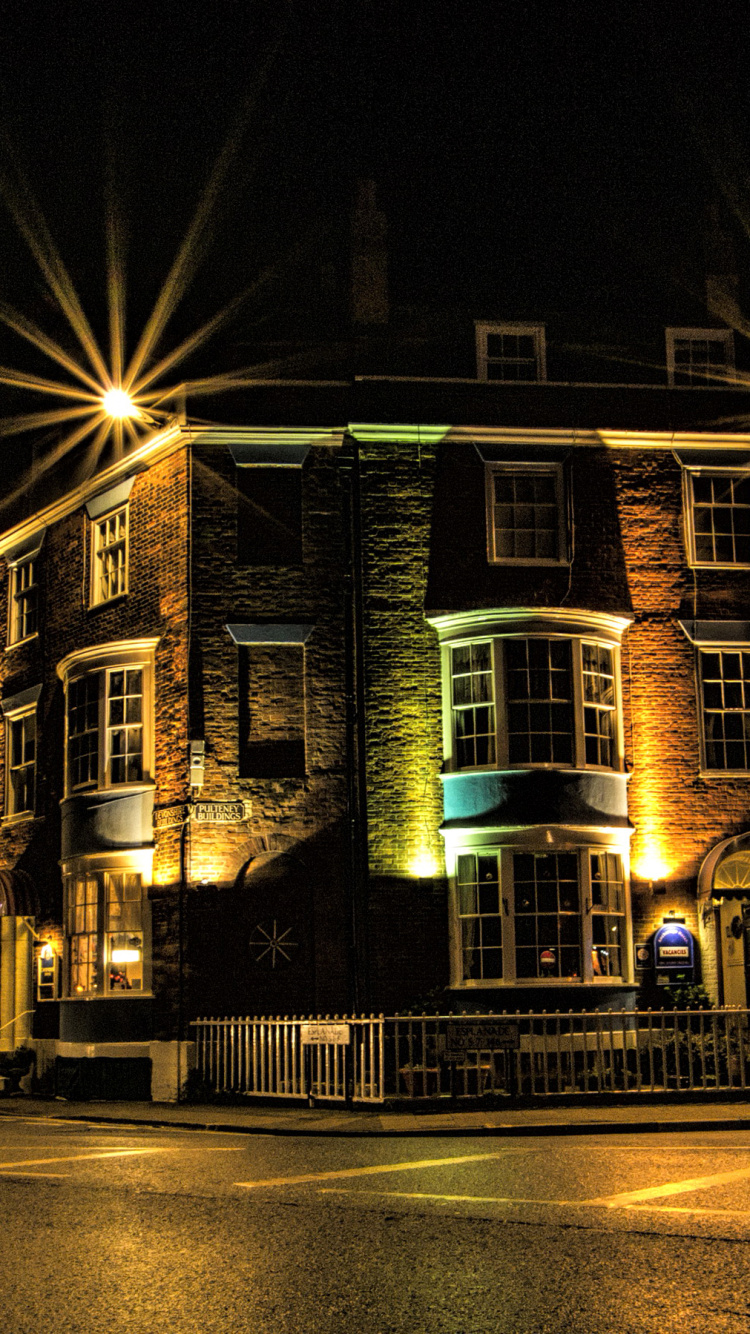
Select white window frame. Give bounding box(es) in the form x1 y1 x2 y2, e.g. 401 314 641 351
450 841 632 989
683 468 750 569
90 503 129 607
666 327 735 388
64 865 152 998
475 322 547 382
58 640 157 798
485 462 566 566
445 634 624 775
4 703 37 821
8 552 39 646
698 645 750 775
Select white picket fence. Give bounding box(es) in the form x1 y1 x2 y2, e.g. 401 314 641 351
193 1008 750 1103
192 1014 385 1103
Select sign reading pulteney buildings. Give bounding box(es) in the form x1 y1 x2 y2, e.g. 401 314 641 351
154 801 252 830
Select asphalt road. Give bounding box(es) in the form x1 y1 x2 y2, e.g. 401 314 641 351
1 1115 750 1334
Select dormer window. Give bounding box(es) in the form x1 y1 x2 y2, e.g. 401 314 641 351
486 463 565 564
666 328 735 387
475 322 546 382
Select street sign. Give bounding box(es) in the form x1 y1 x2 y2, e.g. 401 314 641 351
441 1020 520 1060
300 1022 351 1045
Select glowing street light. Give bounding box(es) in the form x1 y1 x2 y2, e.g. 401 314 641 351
102 387 139 419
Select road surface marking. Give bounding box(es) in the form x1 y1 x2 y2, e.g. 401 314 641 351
320 1187 750 1221
589 1165 750 1207
235 1150 508 1189
0 1148 169 1173
0 1170 70 1179
321 1188 584 1206
624 1203 750 1218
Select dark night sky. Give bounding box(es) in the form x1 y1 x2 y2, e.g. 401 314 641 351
0 2 749 384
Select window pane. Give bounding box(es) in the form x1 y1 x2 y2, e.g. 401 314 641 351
107 670 144 785
68 675 100 789
691 472 750 565
452 644 496 768
457 852 502 980
701 649 750 769
94 505 128 603
512 853 582 979
506 640 573 767
489 467 560 561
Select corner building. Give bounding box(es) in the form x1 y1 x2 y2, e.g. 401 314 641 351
3 331 750 1095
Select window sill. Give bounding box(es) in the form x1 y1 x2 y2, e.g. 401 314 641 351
62 781 156 801
487 558 569 568
688 560 750 571
5 633 39 652
1 811 38 826
88 593 129 612
456 977 629 989
443 763 625 777
698 769 750 780
63 991 153 1002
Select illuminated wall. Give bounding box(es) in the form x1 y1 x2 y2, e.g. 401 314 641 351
357 432 445 882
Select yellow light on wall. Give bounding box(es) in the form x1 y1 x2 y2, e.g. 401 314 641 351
632 848 672 883
410 851 440 879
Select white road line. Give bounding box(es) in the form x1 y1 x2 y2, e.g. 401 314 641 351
235 1150 508 1189
320 1188 585 1206
0 1148 170 1172
0 1171 71 1179
588 1165 750 1208
319 1187 750 1221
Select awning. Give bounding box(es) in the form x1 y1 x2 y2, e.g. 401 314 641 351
226 623 314 645
679 620 750 645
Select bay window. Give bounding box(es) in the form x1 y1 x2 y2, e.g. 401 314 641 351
448 634 622 773
58 639 156 796
66 870 146 996
453 846 629 986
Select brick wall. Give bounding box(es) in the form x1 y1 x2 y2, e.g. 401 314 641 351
0 445 190 931
613 447 750 987
357 436 447 1009
186 439 351 1014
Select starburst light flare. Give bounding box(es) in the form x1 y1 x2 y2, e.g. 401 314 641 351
0 25 295 497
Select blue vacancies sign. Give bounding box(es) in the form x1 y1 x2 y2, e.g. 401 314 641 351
653 923 694 971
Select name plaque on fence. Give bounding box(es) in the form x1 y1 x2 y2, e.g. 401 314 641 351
441 1020 520 1060
300 1022 351 1045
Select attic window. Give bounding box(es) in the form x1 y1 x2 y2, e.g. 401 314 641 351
666 328 735 387
475 323 546 382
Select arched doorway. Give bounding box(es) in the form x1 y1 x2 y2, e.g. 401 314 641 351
698 835 750 1007
0 869 38 1051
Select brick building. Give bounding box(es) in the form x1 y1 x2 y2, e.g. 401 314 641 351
1 307 750 1098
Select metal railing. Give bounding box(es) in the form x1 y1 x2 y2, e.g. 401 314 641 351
192 1014 386 1103
193 1008 750 1102
390 1009 750 1098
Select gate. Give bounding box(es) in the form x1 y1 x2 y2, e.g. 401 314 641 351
192 1014 385 1102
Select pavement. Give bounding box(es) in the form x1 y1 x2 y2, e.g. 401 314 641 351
4 1094 750 1137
